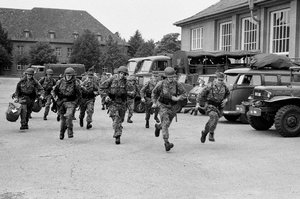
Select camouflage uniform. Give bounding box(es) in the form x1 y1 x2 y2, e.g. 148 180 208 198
99 74 109 110
100 66 129 144
197 73 230 143
39 74 56 120
79 74 100 129
53 68 82 139
152 67 187 151
126 76 139 123
140 77 160 128
14 68 44 130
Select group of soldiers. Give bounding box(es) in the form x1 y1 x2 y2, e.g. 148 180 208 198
13 65 229 152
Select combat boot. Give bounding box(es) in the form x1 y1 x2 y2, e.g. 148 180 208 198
79 118 84 127
57 115 60 122
164 141 174 152
68 128 74 138
20 125 26 130
127 116 133 123
115 135 121 145
209 132 215 142
154 124 161 137
86 122 92 129
154 115 160 123
201 130 208 143
102 105 105 110
145 120 149 128
43 115 47 120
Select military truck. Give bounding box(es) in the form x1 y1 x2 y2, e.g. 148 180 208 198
126 57 147 75
247 66 300 137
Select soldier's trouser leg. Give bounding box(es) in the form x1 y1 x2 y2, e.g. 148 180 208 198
63 102 76 137
159 107 175 140
204 111 219 134
86 100 95 123
109 104 125 138
79 103 87 121
20 103 27 126
44 95 52 118
127 99 134 118
144 101 152 121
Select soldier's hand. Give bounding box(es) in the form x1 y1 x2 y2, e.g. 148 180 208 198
195 103 200 109
222 98 228 107
105 96 111 102
93 91 99 96
141 98 146 103
152 103 157 109
171 96 179 101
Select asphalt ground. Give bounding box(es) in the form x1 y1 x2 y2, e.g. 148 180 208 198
0 77 300 199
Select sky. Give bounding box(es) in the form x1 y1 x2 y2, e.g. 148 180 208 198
0 0 219 42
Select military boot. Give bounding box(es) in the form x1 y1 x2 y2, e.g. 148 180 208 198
154 115 160 123
145 120 149 128
102 105 105 110
209 132 215 142
79 118 84 127
57 115 60 122
127 116 133 123
115 135 121 145
86 122 92 129
43 115 47 120
68 128 74 138
154 124 161 137
201 130 208 143
164 141 174 152
20 125 26 130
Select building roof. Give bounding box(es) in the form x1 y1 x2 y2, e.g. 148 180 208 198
0 7 126 45
174 0 268 26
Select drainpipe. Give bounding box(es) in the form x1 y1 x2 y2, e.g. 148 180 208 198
248 0 260 23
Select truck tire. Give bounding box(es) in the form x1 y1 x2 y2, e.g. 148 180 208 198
224 115 239 122
274 105 300 137
134 101 145 113
248 115 274 130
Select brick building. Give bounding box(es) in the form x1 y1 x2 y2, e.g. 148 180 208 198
0 7 127 76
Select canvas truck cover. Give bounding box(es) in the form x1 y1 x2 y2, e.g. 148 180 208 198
250 53 293 70
45 64 86 79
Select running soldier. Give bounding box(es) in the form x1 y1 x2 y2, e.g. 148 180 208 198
52 67 82 140
39 69 56 120
196 72 229 143
126 75 139 123
152 67 187 152
79 70 100 129
14 68 44 130
140 72 160 128
100 66 129 145
99 72 109 110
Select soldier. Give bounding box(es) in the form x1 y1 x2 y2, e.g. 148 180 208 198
39 69 56 120
100 66 129 145
99 72 109 110
14 68 44 130
79 70 100 129
52 67 82 140
196 72 230 143
140 72 160 128
152 67 187 152
126 75 139 123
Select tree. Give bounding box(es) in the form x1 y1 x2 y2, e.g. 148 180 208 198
99 35 129 73
0 22 13 68
29 42 57 65
70 29 102 71
127 30 144 58
135 40 155 57
155 33 181 54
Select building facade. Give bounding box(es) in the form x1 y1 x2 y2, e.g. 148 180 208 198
174 0 300 60
0 7 127 76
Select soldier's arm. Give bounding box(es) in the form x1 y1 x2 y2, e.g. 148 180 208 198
140 81 149 98
151 81 162 104
197 85 210 106
35 80 45 97
14 81 22 98
99 77 113 95
177 82 187 99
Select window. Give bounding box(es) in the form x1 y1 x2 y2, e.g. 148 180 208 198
17 46 24 55
55 47 62 56
67 48 72 57
49 31 55 39
73 32 79 39
264 75 278 85
4 65 10 71
191 27 203 50
24 29 30 38
220 22 232 51
97 34 103 42
17 65 26 71
270 9 290 55
242 17 259 50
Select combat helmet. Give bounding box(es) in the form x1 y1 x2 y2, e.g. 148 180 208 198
25 68 35 75
46 69 54 75
164 67 176 77
64 67 75 76
118 66 128 75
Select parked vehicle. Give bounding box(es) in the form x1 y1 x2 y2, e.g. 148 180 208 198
126 57 147 75
247 66 300 137
224 67 292 123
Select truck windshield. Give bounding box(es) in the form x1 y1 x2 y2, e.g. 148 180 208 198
127 61 137 75
140 60 152 73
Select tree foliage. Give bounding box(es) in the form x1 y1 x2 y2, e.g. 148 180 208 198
70 29 102 71
155 33 181 54
0 22 13 68
99 36 129 73
135 40 155 57
29 42 57 65
127 30 144 58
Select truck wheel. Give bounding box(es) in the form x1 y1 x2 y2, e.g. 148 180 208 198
248 115 274 130
134 101 145 113
274 105 300 137
224 115 239 122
